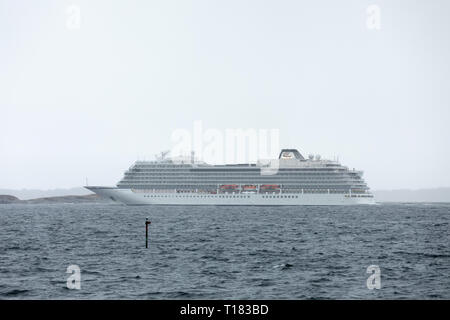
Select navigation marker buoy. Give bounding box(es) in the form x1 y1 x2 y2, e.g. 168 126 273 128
145 218 151 248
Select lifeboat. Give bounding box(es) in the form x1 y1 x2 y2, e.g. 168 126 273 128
260 184 280 190
220 184 239 190
242 185 257 193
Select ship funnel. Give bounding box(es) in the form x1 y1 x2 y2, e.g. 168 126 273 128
278 149 305 160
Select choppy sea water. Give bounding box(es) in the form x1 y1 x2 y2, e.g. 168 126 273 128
0 203 449 299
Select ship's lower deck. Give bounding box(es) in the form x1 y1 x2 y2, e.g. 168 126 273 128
86 187 376 206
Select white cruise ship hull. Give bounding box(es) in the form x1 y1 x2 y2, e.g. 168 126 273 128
86 187 376 206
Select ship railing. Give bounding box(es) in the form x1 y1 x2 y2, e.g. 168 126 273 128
132 186 373 196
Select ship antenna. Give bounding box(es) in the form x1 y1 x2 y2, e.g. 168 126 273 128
161 150 170 160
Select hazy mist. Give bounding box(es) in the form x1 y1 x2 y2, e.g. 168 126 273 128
1 0 450 190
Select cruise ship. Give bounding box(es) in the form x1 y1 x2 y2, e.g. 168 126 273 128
86 149 375 205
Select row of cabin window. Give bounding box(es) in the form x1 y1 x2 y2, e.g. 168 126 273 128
143 194 301 199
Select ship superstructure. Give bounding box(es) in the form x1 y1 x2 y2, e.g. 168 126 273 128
86 149 375 205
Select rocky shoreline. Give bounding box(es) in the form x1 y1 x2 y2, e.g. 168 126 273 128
0 194 114 204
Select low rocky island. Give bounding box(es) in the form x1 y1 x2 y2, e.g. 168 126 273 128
0 195 21 204
0 194 113 204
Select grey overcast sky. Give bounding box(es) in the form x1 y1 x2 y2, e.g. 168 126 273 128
1 0 449 190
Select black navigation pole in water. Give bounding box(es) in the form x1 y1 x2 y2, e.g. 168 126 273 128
145 218 151 248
